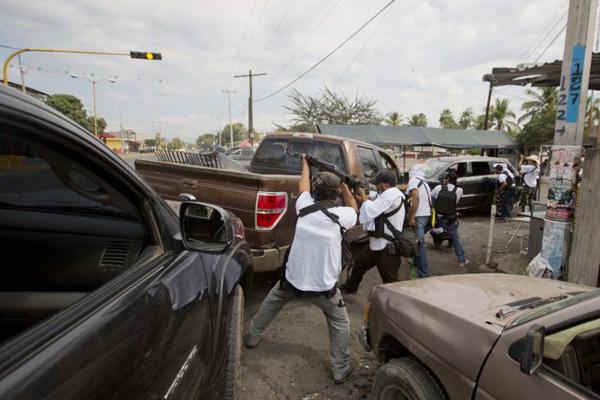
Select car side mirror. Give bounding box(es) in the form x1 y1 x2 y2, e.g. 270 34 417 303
520 324 545 375
179 202 232 253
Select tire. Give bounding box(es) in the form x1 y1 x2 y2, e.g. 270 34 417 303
224 284 244 400
372 357 446 400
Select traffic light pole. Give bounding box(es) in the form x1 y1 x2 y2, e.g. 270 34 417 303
234 70 265 146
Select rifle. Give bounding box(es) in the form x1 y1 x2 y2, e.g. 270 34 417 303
287 150 362 190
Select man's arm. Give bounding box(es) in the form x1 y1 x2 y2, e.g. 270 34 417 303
409 189 419 227
341 183 358 212
299 155 310 193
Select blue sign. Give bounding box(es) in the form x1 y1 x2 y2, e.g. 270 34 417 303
566 45 586 123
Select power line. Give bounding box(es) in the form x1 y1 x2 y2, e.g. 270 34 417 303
227 0 259 85
0 44 21 50
516 9 567 65
255 0 396 102
533 23 567 64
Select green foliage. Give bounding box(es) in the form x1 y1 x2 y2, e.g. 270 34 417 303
46 94 92 131
384 112 403 126
144 139 158 147
458 108 474 129
196 133 216 149
87 116 107 135
154 132 167 149
408 113 427 127
219 122 248 146
519 87 557 124
285 86 383 126
438 108 458 129
273 122 316 133
518 106 555 152
168 137 185 150
490 98 516 131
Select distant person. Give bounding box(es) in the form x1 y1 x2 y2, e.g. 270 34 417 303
406 165 432 278
519 155 540 214
341 170 405 294
431 172 469 268
494 164 515 220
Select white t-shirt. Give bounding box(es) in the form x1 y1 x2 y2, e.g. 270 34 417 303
406 177 432 217
431 183 464 203
497 168 515 187
285 192 357 292
359 187 405 251
520 165 540 188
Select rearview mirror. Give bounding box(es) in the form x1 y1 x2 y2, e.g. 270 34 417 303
179 202 232 253
520 324 545 375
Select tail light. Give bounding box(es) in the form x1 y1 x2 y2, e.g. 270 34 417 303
255 191 287 230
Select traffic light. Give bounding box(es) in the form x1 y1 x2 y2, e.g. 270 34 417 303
130 51 162 60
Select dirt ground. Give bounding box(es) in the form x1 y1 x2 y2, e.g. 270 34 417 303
240 214 530 399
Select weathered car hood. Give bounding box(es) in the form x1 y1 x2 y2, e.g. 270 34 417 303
369 274 590 380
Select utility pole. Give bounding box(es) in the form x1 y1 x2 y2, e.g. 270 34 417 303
222 89 236 148
17 55 26 93
540 0 597 283
234 70 266 146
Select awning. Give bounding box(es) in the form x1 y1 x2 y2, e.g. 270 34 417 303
317 124 517 149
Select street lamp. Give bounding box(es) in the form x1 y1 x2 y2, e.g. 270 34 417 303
70 74 116 137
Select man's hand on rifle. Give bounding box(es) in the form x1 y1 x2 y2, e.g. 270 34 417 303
299 154 310 193
341 182 358 212
354 186 368 204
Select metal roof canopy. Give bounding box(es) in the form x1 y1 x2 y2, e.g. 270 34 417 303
483 52 600 89
318 124 517 149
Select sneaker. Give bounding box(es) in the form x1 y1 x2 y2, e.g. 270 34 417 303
458 260 470 269
243 333 260 349
333 365 353 384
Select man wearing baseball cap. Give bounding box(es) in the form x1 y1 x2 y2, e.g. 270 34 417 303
341 170 405 294
519 154 540 214
245 156 358 384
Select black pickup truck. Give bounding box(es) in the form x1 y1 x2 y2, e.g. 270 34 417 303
0 85 250 399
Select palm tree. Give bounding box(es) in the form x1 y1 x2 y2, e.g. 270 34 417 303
491 98 516 131
519 87 557 124
408 113 427 127
439 108 458 129
458 108 474 129
585 96 600 136
385 112 403 126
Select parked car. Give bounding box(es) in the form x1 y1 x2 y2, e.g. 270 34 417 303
136 132 402 273
225 146 255 163
419 156 521 211
139 145 156 153
361 274 600 399
0 85 251 399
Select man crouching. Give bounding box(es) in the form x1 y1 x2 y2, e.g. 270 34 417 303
244 155 358 384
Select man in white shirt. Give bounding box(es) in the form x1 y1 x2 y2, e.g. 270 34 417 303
341 170 405 294
406 165 431 278
245 156 358 384
519 155 540 214
494 164 515 219
431 171 468 267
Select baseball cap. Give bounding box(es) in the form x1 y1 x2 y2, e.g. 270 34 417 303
313 171 340 190
372 170 397 186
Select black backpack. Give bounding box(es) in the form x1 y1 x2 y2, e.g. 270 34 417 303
433 184 457 216
369 202 419 257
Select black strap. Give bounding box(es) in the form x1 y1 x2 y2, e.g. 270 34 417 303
297 200 346 235
369 200 404 242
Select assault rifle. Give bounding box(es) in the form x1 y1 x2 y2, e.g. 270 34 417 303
287 150 362 190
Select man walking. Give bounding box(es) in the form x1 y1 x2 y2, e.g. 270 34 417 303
494 164 516 220
341 170 405 294
431 171 468 268
406 165 431 278
244 156 358 384
519 155 540 214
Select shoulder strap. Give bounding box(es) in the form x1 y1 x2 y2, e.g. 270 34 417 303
297 200 337 218
417 178 432 208
452 185 458 193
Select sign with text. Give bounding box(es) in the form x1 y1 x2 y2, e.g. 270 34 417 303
566 44 586 123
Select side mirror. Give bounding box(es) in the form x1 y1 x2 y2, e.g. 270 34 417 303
520 324 545 375
179 202 232 253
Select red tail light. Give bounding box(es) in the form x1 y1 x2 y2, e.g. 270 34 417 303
255 191 287 230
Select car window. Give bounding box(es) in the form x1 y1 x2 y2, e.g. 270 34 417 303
445 162 468 178
472 161 492 176
379 151 398 180
0 133 133 218
420 159 450 178
358 146 379 179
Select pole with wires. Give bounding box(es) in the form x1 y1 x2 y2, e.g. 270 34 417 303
234 70 266 146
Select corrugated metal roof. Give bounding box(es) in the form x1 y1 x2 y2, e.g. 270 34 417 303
317 124 517 149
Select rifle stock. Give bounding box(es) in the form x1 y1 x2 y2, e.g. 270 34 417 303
287 150 362 190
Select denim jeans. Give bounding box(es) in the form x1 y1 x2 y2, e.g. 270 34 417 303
501 188 514 219
414 216 430 278
439 218 466 263
246 284 351 380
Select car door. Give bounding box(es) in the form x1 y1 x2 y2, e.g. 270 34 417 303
0 97 231 399
468 161 496 209
441 161 474 209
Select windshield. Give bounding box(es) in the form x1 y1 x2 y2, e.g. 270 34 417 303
507 289 600 329
420 159 450 178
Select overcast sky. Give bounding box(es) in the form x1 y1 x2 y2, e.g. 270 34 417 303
1 0 572 142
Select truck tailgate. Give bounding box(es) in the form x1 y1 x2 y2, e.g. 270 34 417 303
135 160 298 251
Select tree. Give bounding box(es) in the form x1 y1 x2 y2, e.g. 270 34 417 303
273 122 316 133
490 98 516 131
144 138 158 147
219 122 248 146
408 113 427 127
439 108 458 129
168 137 184 150
584 95 600 137
285 86 383 126
518 106 555 153
87 116 107 135
155 132 167 149
458 108 474 129
196 133 216 150
384 112 403 126
46 94 92 131
519 87 557 124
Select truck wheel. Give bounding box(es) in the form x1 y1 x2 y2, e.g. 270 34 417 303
224 284 244 400
373 357 446 400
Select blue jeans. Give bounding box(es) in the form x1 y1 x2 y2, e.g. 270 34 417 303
501 188 514 219
439 218 466 263
414 216 430 278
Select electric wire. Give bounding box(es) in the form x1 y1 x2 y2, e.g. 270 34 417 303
255 0 396 102
533 23 567 64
